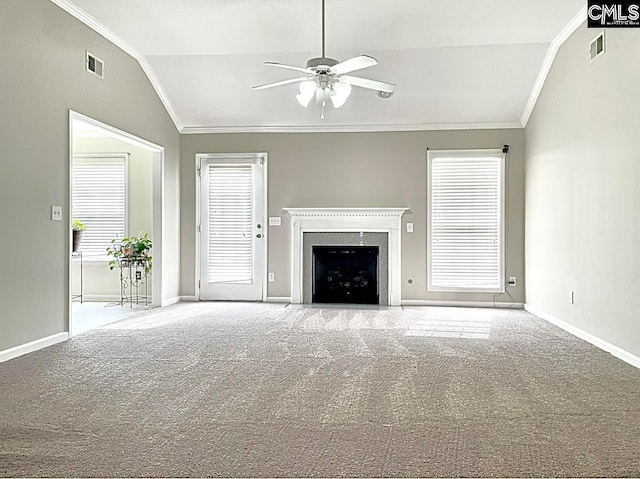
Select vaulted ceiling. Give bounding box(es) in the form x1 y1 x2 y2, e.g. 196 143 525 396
57 0 586 132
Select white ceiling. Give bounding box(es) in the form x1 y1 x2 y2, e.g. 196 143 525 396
62 0 585 131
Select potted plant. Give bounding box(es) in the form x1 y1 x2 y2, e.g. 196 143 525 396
72 219 86 252
106 232 152 273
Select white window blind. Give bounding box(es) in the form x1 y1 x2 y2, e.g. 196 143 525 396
208 164 253 284
428 150 504 292
73 155 127 259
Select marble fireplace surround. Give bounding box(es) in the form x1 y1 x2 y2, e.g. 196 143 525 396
284 208 408 306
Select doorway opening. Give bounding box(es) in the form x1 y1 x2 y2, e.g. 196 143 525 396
69 111 164 337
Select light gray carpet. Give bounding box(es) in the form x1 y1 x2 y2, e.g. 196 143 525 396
1 303 640 477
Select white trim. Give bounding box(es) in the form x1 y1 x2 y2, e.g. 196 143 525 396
179 296 199 302
267 297 292 303
525 304 640 370
0 333 69 363
403 300 523 309
283 207 408 306
75 295 121 302
162 296 181 306
71 112 164 152
182 122 522 135
261 155 269 303
520 7 587 127
151 149 164 309
50 0 183 131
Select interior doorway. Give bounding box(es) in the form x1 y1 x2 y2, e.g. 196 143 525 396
69 111 164 337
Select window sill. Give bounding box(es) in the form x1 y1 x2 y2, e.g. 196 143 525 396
71 256 111 265
427 287 504 294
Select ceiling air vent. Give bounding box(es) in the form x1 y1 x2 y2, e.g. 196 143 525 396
590 31 605 63
86 51 104 79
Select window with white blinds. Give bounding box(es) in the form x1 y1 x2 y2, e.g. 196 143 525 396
207 164 253 284
428 150 504 292
73 155 127 259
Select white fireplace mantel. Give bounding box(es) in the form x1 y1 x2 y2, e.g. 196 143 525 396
283 208 408 306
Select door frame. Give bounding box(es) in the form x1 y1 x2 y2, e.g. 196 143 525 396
68 111 165 338
195 153 268 302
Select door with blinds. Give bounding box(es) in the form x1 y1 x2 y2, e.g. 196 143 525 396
199 155 265 301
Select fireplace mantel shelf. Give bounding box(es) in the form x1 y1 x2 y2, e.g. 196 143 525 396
284 207 408 218
284 207 408 306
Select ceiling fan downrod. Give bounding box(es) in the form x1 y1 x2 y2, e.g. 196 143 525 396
322 0 326 59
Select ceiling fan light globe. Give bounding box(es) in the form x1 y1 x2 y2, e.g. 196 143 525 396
333 82 352 98
330 82 351 108
330 93 347 108
296 80 317 107
296 91 314 107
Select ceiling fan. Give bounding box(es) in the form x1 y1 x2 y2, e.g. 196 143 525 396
252 0 396 119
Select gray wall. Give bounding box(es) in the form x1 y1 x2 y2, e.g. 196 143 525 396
525 24 640 356
72 137 153 298
0 0 181 351
181 129 525 303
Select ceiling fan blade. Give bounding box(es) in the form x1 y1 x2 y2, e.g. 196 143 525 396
264 62 313 74
340 75 396 93
330 55 378 75
252 77 310 91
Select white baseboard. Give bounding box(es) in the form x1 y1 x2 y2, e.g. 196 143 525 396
525 304 640 370
402 300 524 309
267 297 292 303
0 332 69 363
73 295 122 303
162 296 181 306
179 296 199 302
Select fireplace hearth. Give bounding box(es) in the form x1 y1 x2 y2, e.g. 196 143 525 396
313 246 379 304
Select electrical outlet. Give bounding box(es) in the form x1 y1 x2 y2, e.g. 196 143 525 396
268 272 275 282
51 206 62 221
269 217 281 226
406 222 414 233
508 276 517 287
569 291 575 305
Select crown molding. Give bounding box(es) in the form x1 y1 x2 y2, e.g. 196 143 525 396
181 122 523 135
520 6 587 127
49 0 184 131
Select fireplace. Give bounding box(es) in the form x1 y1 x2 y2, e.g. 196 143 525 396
284 208 408 306
313 246 379 304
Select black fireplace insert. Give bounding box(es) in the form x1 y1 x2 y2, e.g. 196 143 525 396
312 246 379 304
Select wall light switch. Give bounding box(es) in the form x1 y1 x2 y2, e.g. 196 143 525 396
406 222 414 233
51 206 63 221
268 272 275 282
508 276 517 287
269 217 281 226
569 291 575 305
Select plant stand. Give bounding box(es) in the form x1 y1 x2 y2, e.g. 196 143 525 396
118 257 151 308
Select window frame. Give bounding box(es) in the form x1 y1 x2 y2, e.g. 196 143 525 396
427 149 506 293
72 153 129 262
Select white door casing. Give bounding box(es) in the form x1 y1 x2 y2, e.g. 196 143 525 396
198 154 266 301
